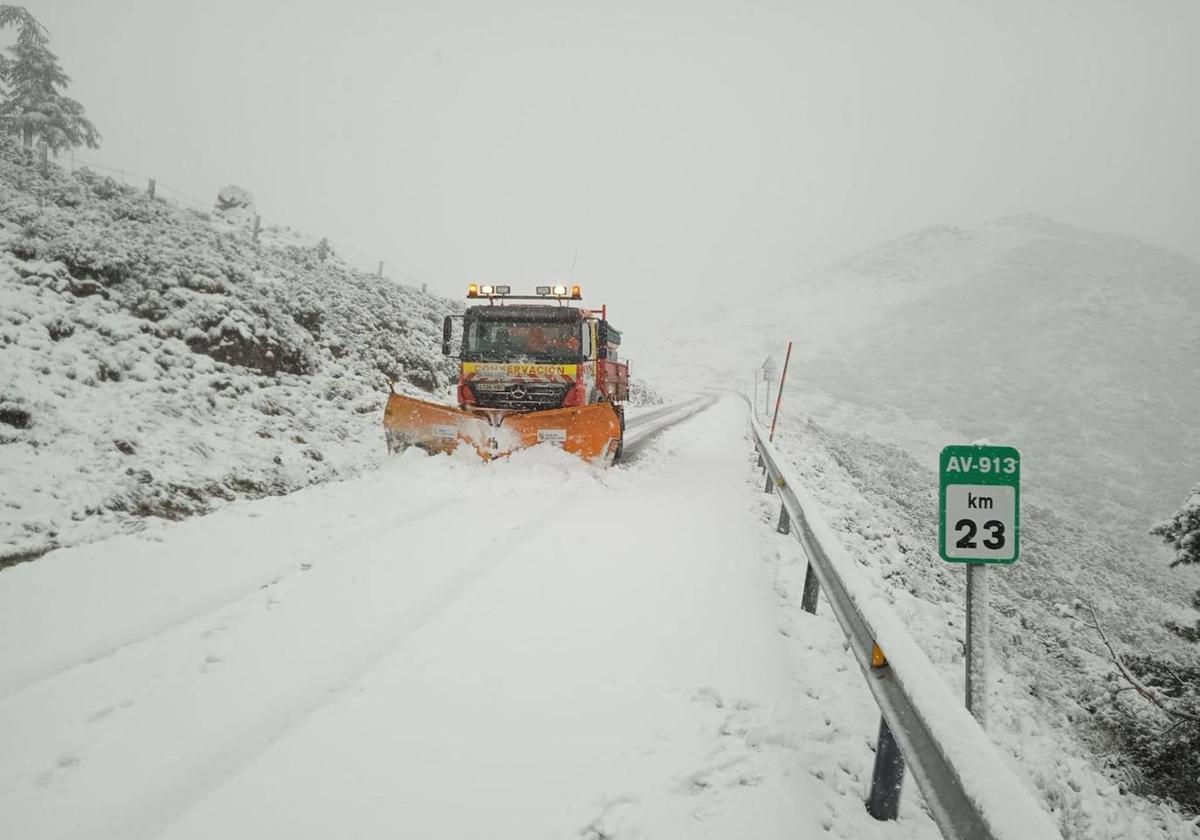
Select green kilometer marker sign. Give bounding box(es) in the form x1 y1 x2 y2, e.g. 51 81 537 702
939 445 1020 564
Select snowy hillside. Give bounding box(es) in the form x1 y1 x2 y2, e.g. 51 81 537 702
0 140 458 563
735 215 1200 531
666 215 1200 614
678 215 1200 826
808 216 1198 531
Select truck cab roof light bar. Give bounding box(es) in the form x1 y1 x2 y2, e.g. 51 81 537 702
469 285 584 303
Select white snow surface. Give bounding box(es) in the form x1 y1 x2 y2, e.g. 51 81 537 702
0 396 942 840
0 145 461 560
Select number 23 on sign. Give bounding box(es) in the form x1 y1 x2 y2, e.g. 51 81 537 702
939 445 1020 564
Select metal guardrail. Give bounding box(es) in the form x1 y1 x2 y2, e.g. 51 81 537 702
750 411 1062 840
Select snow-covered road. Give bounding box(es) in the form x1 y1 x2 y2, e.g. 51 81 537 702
0 395 937 840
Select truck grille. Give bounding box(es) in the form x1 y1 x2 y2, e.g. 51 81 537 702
470 382 570 411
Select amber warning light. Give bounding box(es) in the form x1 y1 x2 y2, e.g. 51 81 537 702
467 284 511 298
535 285 583 300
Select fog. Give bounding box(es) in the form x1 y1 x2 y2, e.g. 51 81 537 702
29 0 1200 334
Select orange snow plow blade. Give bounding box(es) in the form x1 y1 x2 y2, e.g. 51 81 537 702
382 393 493 456
503 402 622 465
383 393 621 465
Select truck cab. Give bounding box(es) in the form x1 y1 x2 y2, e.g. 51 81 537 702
445 285 629 427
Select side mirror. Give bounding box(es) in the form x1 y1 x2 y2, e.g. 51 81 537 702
442 316 453 356
596 321 608 359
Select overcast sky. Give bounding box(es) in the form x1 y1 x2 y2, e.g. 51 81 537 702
22 0 1200 324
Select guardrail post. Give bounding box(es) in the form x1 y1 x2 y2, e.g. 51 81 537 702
763 472 774 494
800 563 820 613
776 502 790 534
865 716 906 820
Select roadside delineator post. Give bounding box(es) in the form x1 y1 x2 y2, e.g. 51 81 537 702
769 340 792 442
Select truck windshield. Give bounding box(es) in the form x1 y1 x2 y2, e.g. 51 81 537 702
464 319 581 364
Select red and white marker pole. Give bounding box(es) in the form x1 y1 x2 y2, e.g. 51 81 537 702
768 340 792 442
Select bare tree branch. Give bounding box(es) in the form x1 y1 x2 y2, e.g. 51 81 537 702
1162 664 1187 691
1081 604 1200 725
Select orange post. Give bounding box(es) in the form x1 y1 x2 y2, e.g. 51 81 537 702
768 340 792 442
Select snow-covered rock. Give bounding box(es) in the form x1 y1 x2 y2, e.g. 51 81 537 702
215 184 254 212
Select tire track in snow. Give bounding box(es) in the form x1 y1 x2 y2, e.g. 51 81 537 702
2 401 720 839
0 399 709 705
625 397 703 429
72 506 565 840
621 394 718 461
0 494 462 705
625 394 711 432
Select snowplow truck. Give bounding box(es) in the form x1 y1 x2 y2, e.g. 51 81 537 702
383 284 630 465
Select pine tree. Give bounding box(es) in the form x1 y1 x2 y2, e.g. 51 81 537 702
0 5 99 151
1152 483 1200 567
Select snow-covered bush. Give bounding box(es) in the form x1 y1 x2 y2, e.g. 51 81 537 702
0 136 458 560
1152 484 1200 568
1087 654 1200 814
627 378 665 406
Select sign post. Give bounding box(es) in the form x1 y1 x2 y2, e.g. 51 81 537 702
939 445 1020 725
760 356 778 418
